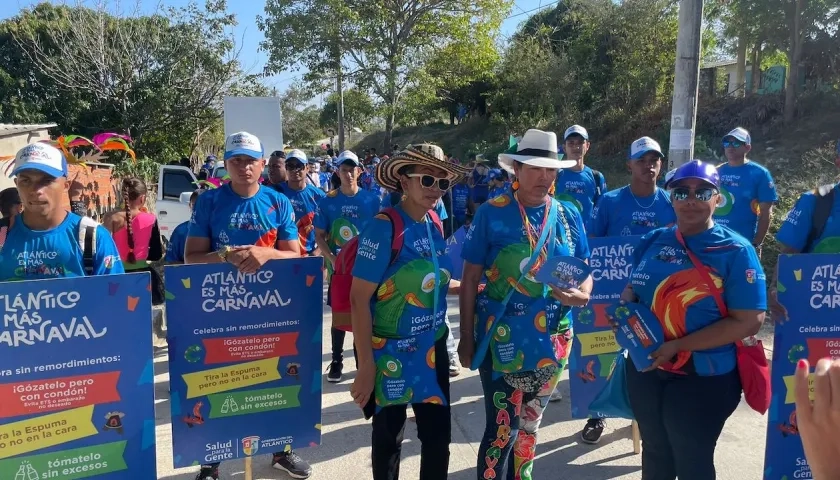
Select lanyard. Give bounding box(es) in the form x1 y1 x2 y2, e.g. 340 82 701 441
425 217 440 323
514 192 551 275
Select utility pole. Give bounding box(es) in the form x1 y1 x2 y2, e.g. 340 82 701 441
667 0 704 170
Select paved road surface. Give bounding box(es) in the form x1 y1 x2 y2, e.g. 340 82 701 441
153 293 770 479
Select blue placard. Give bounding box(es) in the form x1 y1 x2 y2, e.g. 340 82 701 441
165 259 323 467
0 273 155 479
445 226 467 280
764 254 840 480
608 302 664 371
569 236 641 419
535 256 592 289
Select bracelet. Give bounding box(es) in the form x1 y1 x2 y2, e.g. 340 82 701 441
216 246 231 261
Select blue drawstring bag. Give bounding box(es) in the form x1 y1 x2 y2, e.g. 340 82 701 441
589 350 634 419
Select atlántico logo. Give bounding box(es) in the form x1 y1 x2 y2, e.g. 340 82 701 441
242 436 260 456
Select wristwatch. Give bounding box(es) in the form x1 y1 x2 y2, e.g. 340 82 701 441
216 246 231 261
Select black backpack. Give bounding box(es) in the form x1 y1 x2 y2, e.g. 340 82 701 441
592 169 604 205
804 184 836 252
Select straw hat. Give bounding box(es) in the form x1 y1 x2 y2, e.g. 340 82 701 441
375 144 470 191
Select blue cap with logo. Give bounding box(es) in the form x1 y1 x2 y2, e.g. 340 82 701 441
723 127 751 145
667 160 720 189
12 143 69 178
224 132 264 160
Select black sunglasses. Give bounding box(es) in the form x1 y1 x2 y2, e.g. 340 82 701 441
671 186 718 202
286 162 306 171
406 173 451 191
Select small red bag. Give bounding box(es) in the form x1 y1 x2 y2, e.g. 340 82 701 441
676 230 771 414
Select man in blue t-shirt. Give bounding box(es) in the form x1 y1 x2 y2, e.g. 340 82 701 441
588 136 676 238
714 127 778 252
0 143 123 280
165 190 201 264
578 136 675 445
273 150 327 256
554 125 608 222
185 132 312 480
315 151 381 383
450 177 471 232
468 157 491 209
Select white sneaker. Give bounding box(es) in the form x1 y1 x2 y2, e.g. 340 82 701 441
549 388 563 402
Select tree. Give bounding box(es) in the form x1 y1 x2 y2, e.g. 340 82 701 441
278 82 322 146
319 89 375 133
2 0 265 158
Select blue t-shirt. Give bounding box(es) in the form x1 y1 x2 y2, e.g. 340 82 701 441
165 220 190 263
451 184 470 221
360 171 380 192
352 206 452 338
555 166 607 223
277 184 327 253
313 189 381 255
189 184 298 250
714 161 778 241
471 170 490 202
461 194 590 332
776 185 840 253
588 186 675 237
629 225 766 376
0 213 124 281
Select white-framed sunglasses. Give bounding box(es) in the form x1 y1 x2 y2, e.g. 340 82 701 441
405 173 451 190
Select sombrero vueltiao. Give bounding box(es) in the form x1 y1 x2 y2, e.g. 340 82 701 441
375 144 470 191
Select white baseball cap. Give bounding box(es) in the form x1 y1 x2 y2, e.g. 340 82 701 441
336 150 361 166
630 136 664 159
286 149 308 164
12 143 69 178
724 127 751 145
563 125 589 141
224 132 263 160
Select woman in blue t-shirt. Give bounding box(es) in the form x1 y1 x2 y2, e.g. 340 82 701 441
459 129 592 480
349 144 468 480
621 160 766 480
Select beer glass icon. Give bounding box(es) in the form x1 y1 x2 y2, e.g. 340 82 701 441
794 269 802 281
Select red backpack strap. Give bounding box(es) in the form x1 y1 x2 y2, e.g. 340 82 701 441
426 209 444 236
674 229 728 316
381 207 405 265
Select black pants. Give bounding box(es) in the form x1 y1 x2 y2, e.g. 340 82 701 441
331 327 358 366
366 333 451 480
625 357 741 480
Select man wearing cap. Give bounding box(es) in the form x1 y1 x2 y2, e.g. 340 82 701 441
714 127 778 252
554 125 608 223
578 136 675 444
315 151 381 383
185 132 313 480
468 155 491 210
0 143 123 280
487 168 511 200
273 149 327 257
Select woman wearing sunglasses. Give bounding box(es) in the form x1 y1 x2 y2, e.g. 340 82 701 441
349 144 469 480
459 129 592 480
622 160 766 480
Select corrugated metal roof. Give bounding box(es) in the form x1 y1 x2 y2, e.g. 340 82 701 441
0 123 57 135
702 59 737 69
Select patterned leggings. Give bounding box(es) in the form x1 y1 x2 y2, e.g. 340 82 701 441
477 331 573 480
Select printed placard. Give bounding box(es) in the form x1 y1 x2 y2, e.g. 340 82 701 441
535 256 592 289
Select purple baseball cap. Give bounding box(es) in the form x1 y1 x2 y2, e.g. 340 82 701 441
668 160 720 189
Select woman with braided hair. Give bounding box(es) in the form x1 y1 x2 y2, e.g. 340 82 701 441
104 177 164 303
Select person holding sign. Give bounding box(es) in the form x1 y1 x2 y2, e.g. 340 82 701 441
315 150 381 383
349 144 468 480
588 136 675 238
458 129 592 480
0 143 123 279
185 132 313 480
621 160 765 480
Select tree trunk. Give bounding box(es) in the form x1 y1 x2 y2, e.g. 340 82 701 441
750 41 763 94
735 33 747 96
784 0 805 124
384 108 395 156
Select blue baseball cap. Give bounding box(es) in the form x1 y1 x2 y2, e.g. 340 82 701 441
12 143 69 178
286 149 308 164
723 127 751 145
488 168 502 180
668 160 720 189
224 132 263 160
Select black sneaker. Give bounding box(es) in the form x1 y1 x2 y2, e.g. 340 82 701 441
272 451 312 479
580 418 606 444
194 466 219 480
326 361 343 383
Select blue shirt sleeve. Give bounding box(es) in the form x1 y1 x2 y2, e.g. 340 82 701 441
587 196 609 237
723 245 767 311
274 195 300 241
165 223 187 263
434 199 449 221
313 197 329 231
775 192 815 251
757 168 778 203
94 226 125 275
351 215 393 284
461 204 489 265
188 191 212 239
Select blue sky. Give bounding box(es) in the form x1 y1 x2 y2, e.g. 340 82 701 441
0 0 555 103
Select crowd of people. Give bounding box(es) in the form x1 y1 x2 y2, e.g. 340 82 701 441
0 127 839 480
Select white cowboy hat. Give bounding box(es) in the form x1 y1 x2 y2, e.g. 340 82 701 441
498 129 576 174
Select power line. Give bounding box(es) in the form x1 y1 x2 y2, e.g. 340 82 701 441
503 0 561 20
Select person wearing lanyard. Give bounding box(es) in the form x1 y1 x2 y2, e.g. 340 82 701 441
458 129 592 480
349 144 468 480
578 136 675 444
274 149 327 256
620 160 765 480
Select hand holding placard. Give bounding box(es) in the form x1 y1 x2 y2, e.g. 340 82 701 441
606 302 664 371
